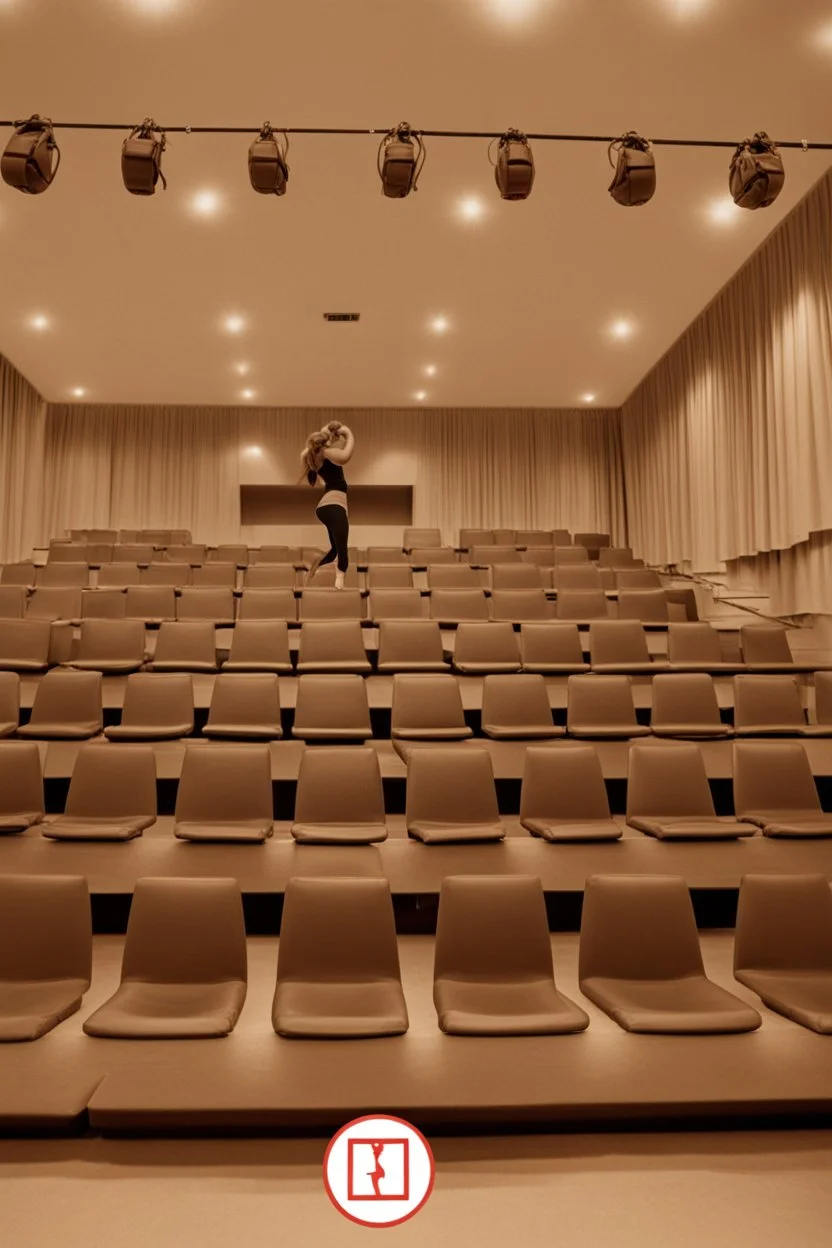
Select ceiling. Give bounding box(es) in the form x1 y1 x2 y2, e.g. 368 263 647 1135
0 0 830 409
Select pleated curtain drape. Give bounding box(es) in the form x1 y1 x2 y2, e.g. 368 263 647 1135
0 355 46 564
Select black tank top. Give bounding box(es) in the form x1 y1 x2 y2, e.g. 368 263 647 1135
317 457 348 492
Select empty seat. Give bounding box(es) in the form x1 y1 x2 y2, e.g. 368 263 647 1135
522 547 556 567
667 622 743 672
64 619 145 674
17 670 102 740
616 589 670 624
520 744 621 841
222 620 293 673
515 529 552 548
202 673 282 740
243 564 297 589
391 673 472 756
458 528 493 550
566 674 649 739
292 674 372 741
84 543 114 567
83 877 247 1038
166 544 206 565
0 671 19 737
741 624 813 671
453 622 521 674
554 564 603 592
214 544 249 567
366 564 414 589
589 620 666 674
0 742 44 831
433 876 589 1035
579 874 761 1033
368 588 426 622
141 562 192 588
615 568 661 589
112 544 154 564
0 586 27 619
815 671 832 724
81 589 127 619
470 545 521 565
42 744 157 841
305 563 361 589
48 542 85 562
427 563 481 590
124 586 177 624
599 546 635 568
366 547 408 565
254 545 294 564
650 673 732 738
429 589 489 625
403 527 442 550
292 747 387 844
573 532 610 559
376 620 449 673
489 589 553 623
627 742 754 839
410 547 458 567
0 620 52 672
105 673 194 741
174 744 274 842
296 621 371 674
554 545 590 564
149 622 218 672
191 563 237 589
481 674 563 739
237 589 298 622
0 875 91 1041
733 741 832 837
176 589 236 626
733 674 819 736
734 874 832 1033
1 562 36 588
491 529 516 546
26 587 82 624
272 878 407 1038
36 562 89 588
520 622 589 673
299 588 364 622
406 746 504 843
556 590 609 621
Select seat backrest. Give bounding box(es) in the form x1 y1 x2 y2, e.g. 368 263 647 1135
429 589 489 623
366 547 408 565
293 674 371 733
238 589 298 621
81 589 128 619
48 545 88 565
434 875 555 981
243 564 297 589
255 545 293 564
0 586 27 618
410 546 457 566
491 563 544 590
392 673 466 731
403 528 442 549
733 674 806 730
0 670 19 728
226 620 291 665
522 547 556 567
306 563 361 589
554 564 603 592
567 674 638 729
589 620 650 665
650 673 722 727
377 620 445 667
741 624 793 665
573 532 611 554
36 562 89 588
176 589 236 621
125 586 177 619
75 618 145 661
153 622 217 665
470 545 520 565
26 587 82 621
294 746 384 825
113 544 154 564
368 589 426 621
554 546 590 564
615 568 661 589
66 743 157 818
214 545 249 566
732 741 820 816
366 565 414 588
598 546 634 568
481 674 553 730
276 877 402 982
167 544 206 564
0 741 43 819
667 622 723 665
0 874 91 985
556 590 609 620
426 564 480 590
1 562 36 587
491 529 516 546
520 744 610 821
616 589 669 623
28 670 102 729
300 589 364 622
121 672 194 729
175 744 273 822
298 620 367 665
141 562 193 587
458 529 493 550
0 619 51 664
815 671 832 725
520 622 585 667
406 746 499 825
515 530 552 548
206 673 281 728
454 622 521 667
192 563 237 588
121 877 247 985
627 742 715 819
579 874 705 982
735 874 832 973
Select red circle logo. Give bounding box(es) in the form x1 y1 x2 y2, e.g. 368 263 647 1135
323 1114 435 1227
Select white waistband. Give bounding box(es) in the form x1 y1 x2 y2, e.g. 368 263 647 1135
318 490 348 511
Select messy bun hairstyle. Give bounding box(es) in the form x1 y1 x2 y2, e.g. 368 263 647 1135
300 430 330 486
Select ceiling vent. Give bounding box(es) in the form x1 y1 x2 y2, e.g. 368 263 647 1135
323 312 360 322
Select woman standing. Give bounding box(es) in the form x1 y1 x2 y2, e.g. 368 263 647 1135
301 420 355 589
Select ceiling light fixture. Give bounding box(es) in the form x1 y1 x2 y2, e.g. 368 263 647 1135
706 196 741 226
424 364 437 377
492 129 535 200
69 386 88 399
240 388 256 401
28 313 50 331
248 123 289 196
223 314 246 335
581 393 597 404
244 444 263 458
233 362 251 376
413 391 428 402
608 318 634 340
188 188 222 218
456 195 487 222
429 315 449 335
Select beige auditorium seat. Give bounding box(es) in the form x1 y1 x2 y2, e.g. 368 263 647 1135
112 544 154 565
237 589 298 622
599 546 635 568
627 742 754 840
0 742 44 832
556 589 609 621
427 564 481 590
589 620 668 674
815 671 832 725
17 670 102 740
306 563 361 589
0 587 27 620
554 564 603 592
376 620 449 673
458 528 493 550
410 546 457 567
273 877 408 1038
522 547 556 567
149 622 218 672
64 619 146 674
733 741 832 837
579 874 762 1034
299 588 364 623
403 528 442 550
84 543 114 567
733 674 821 736
83 877 247 1038
243 564 297 590
292 674 371 741
125 586 177 624
48 541 84 562
214 545 249 567
573 532 610 559
429 588 489 625
734 874 832 1033
0 875 91 1041
174 744 274 842
1 562 37 589
296 620 370 674
366 565 414 589
222 620 293 673
81 589 128 620
0 620 52 672
566 674 650 739
391 673 472 758
42 744 157 841
452 622 522 674
490 563 545 590
0 671 19 737
105 673 194 741
489 589 553 623
141 562 192 589
202 674 283 740
520 744 621 841
616 589 670 624
433 876 589 1035
292 747 387 844
520 622 589 674
615 568 662 590
516 529 552 548
470 545 521 566
366 546 408 565
176 588 236 626
36 562 89 589
405 746 504 843
741 624 816 672
481 674 563 739
667 622 744 673
191 563 237 589
650 673 732 739
254 545 295 564
167 544 206 565
368 588 426 622
554 545 590 565
492 528 517 545
26 587 82 624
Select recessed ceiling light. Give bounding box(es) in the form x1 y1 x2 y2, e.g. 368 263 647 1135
28 313 50 332
813 21 832 50
581 393 597 404
244 444 263 458
413 390 428 402
483 0 545 28
188 188 223 219
429 315 450 335
222 314 246 335
69 387 88 399
233 362 251 376
124 0 187 15
456 195 487 223
608 318 634 340
424 364 437 377
706 196 742 226
662 0 712 18
240 388 256 401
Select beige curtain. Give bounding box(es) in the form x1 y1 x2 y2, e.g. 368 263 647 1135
0 354 46 563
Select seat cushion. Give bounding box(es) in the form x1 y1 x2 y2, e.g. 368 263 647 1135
591 663 670 674
0 979 88 1042
291 822 388 845
63 660 144 674
734 725 805 736
391 727 473 740
292 727 370 740
735 970 832 1033
202 725 283 740
105 723 193 741
434 979 589 1036
41 815 154 841
376 661 449 673
522 817 622 842
581 975 762 1034
407 820 505 844
762 816 832 838
0 812 43 833
222 661 293 673
568 724 651 739
174 820 273 843
83 980 247 1038
651 724 733 738
17 722 101 739
273 979 408 1038
150 661 218 673
0 661 48 672
296 661 372 674
628 816 756 840
482 724 565 739
453 662 522 675
523 663 590 674
0 722 17 738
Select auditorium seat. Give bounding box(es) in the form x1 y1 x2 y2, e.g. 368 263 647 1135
149 622 218 672
0 742 44 831
492 529 516 546
615 568 662 589
125 586 177 624
433 876 589 1035
254 545 295 564
403 527 442 551
515 529 552 548
470 545 521 565
202 674 283 740
299 588 365 622
489 589 554 623
105 673 194 741
142 562 193 590
0 671 18 737
573 532 610 560
112 544 154 565
296 620 371 674
649 673 732 738
405 746 504 843
213 545 249 567
176 588 236 626
1 562 36 589
26 587 82 624
627 742 754 840
566 674 649 738
816 671 832 725
458 528 492 550
522 547 556 567
519 622 590 673
733 741 832 837
36 562 89 588
556 589 609 621
64 619 146 674
741 624 816 672
520 744 621 841
305 563 361 589
589 620 668 674
42 744 157 841
0 620 51 672
291 747 387 844
554 545 590 564
84 543 114 567
490 563 546 590
733 674 823 736
83 877 247 1038
273 877 408 1038
366 565 414 589
174 744 274 842
578 874 762 1034
291 674 372 742
48 542 84 563
599 546 635 568
376 620 449 673
237 589 298 622
0 586 26 619
366 547 408 565
410 546 457 566
191 563 237 589
427 563 481 590
667 622 744 672
734 874 832 1033
452 622 522 674
0 875 91 1042
391 673 472 758
429 588 489 625
554 564 603 592
166 544 206 565
551 529 572 546
222 620 293 673
243 564 297 589
368 588 427 622
480 674 563 739
81 589 127 619
17 670 102 739
616 589 670 624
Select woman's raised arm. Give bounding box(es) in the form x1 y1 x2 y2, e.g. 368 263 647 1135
323 424 355 465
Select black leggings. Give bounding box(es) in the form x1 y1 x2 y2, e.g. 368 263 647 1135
316 503 349 573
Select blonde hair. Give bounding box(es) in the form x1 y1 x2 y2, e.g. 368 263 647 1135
300 430 330 484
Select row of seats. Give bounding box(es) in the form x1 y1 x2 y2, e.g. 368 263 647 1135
3 871 830 1042
67 529 191 544
60 526 613 551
